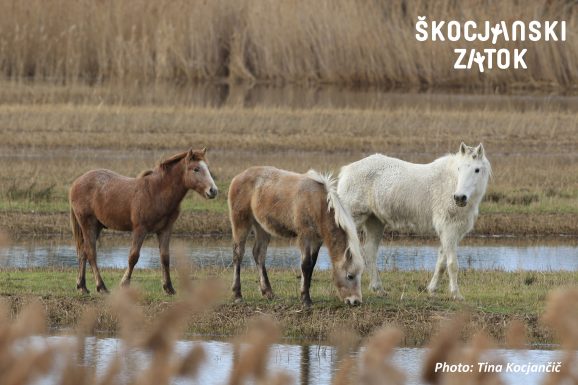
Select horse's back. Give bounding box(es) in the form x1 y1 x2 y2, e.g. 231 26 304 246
229 166 326 238
70 169 138 229
70 169 134 199
339 154 438 232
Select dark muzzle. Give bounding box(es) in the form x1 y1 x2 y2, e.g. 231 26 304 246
345 298 361 306
206 187 218 199
453 194 467 207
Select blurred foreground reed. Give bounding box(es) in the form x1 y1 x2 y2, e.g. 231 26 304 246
1 261 577 385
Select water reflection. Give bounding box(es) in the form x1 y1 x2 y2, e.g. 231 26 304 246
27 335 575 385
2 238 578 272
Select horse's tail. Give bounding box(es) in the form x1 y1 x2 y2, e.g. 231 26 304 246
70 207 83 259
305 170 364 270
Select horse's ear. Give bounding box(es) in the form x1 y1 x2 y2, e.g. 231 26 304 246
476 143 485 158
459 142 467 155
188 148 206 161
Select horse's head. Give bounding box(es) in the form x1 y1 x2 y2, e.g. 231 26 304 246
184 148 218 199
453 142 491 207
332 248 364 306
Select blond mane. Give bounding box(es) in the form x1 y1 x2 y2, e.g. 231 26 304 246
306 170 364 272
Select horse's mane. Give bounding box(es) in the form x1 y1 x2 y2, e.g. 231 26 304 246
158 149 206 172
137 169 153 178
159 151 189 171
306 170 364 272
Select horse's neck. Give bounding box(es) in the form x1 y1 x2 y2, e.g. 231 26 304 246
435 156 458 188
320 217 348 264
151 165 189 209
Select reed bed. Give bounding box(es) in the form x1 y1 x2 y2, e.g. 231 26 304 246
0 0 576 89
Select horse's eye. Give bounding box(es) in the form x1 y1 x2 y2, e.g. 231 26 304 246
346 273 354 281
193 167 200 173
475 168 480 173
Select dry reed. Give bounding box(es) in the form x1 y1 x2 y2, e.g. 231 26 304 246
0 0 576 89
2 286 578 384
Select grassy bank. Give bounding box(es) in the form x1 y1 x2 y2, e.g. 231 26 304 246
1 83 577 237
1 267 573 345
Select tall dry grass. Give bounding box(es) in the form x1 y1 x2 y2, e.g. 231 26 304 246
0 0 576 89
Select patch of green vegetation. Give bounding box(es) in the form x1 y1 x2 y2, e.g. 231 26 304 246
481 189 578 214
0 181 230 215
1 267 574 344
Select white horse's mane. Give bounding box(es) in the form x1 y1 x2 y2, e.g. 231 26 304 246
306 170 364 272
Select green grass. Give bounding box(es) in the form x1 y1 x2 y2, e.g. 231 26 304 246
1 184 577 237
1 267 575 345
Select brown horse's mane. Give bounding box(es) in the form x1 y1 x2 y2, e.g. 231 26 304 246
160 151 189 171
137 169 153 178
136 149 207 178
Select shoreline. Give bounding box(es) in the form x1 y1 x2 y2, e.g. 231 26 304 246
0 268 567 346
2 210 578 239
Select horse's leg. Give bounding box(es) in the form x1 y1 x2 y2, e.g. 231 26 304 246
231 216 250 302
81 218 107 293
363 215 385 293
299 238 322 307
157 227 175 295
253 224 273 299
427 246 447 295
445 237 463 300
74 213 93 294
428 232 463 300
120 228 147 288
76 249 89 294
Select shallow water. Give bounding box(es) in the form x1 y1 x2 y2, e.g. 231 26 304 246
1 237 577 272
23 335 574 385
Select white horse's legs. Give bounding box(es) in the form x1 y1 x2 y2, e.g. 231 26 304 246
429 232 464 300
427 246 446 295
446 247 463 300
362 216 385 292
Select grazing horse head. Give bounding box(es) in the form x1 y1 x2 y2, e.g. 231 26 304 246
453 142 491 208
178 148 218 199
319 173 365 306
332 247 364 306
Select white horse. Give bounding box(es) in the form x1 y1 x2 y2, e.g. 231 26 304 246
337 143 491 299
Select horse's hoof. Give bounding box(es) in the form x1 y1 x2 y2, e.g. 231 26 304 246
77 286 90 295
452 292 465 301
233 296 244 304
97 285 109 294
372 288 387 297
163 284 176 295
262 290 275 300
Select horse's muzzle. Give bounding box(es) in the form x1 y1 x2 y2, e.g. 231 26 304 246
453 194 467 207
206 187 218 199
345 297 362 306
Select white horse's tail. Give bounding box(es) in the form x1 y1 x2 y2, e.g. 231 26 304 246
306 170 364 271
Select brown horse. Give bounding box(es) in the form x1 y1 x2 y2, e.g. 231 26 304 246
69 148 218 294
228 166 364 306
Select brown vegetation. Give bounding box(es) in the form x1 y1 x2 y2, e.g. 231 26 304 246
0 0 576 89
1 84 577 237
2 275 578 384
